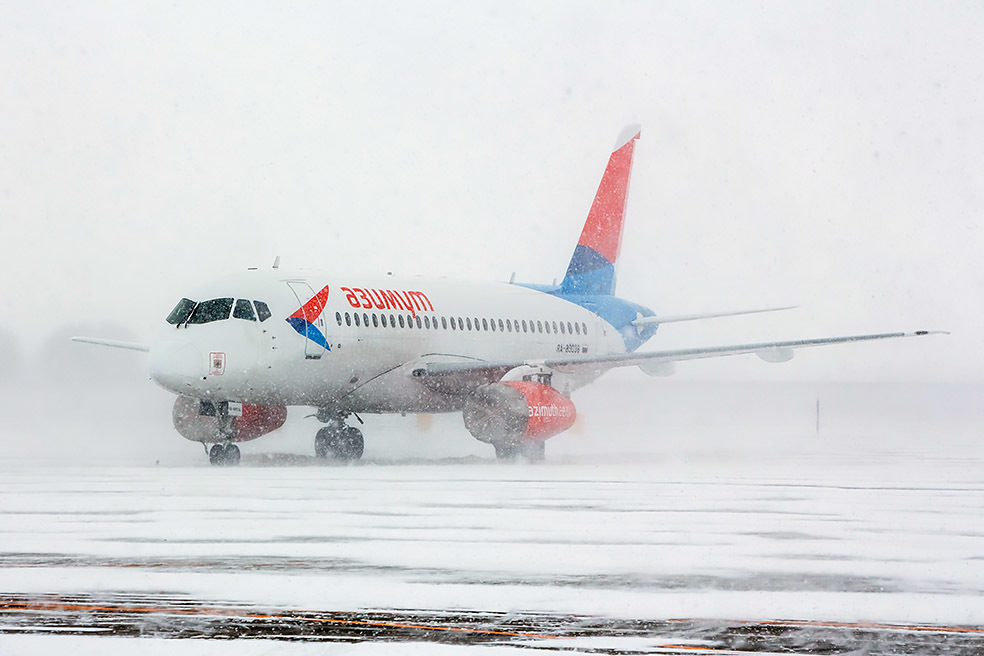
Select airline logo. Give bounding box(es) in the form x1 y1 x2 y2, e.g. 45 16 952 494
341 286 434 317
286 285 332 351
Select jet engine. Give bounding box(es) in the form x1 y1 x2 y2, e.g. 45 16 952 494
172 396 287 443
462 381 576 445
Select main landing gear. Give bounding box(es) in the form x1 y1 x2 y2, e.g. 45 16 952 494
492 440 545 462
313 410 364 462
208 442 241 466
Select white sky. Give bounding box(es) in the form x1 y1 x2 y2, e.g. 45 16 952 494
1 1 981 382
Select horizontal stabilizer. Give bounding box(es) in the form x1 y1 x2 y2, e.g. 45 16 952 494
633 306 797 326
71 337 150 352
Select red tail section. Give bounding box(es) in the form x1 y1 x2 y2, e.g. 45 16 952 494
561 125 641 295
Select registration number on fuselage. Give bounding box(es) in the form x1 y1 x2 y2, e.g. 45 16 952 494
556 343 587 354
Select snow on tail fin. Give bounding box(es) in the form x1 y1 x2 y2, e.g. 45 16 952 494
560 125 641 296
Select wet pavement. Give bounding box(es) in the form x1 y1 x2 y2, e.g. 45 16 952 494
1 458 983 653
3 593 983 654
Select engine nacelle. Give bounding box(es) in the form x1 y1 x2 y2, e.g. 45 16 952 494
172 396 287 443
462 382 576 444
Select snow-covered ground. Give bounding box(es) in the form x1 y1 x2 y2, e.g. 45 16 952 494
1 380 983 652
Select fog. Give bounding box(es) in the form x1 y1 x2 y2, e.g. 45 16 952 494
2 2 983 652
2 342 981 467
1 1 980 383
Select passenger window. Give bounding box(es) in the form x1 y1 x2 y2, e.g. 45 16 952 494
345 312 351 326
186 298 234 324
582 322 587 335
354 313 361 327
522 320 528 333
552 321 558 334
537 320 543 333
466 318 472 331
560 322 566 334
335 311 342 326
233 299 256 321
166 298 197 325
254 301 272 322
390 314 396 328
399 315 405 328
424 316 431 329
381 314 388 328
482 318 489 331
450 317 456 330
372 314 379 328
457 317 464 330
363 313 369 327
497 319 504 332
415 316 422 329
506 320 512 333
567 321 573 334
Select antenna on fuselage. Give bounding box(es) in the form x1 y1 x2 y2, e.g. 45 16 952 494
272 256 281 269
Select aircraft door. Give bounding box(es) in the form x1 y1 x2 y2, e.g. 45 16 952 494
286 281 327 359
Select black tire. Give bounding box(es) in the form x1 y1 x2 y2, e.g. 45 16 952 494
208 443 226 466
519 440 545 462
493 442 518 461
315 427 336 459
337 427 364 461
225 443 241 466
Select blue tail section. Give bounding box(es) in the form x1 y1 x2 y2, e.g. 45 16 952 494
561 245 617 295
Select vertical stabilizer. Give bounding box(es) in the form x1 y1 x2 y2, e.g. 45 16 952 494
560 125 641 295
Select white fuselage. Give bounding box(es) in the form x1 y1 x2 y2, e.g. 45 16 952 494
148 269 627 413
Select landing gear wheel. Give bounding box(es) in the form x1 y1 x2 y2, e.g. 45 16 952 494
315 427 337 459
519 441 545 462
315 426 363 461
493 442 518 461
493 441 545 462
208 443 241 467
336 427 364 461
224 443 241 466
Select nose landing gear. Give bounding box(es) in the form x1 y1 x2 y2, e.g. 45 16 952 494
313 411 364 462
208 443 241 466
204 402 242 467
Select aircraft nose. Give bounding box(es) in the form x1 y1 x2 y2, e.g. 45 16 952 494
149 340 203 393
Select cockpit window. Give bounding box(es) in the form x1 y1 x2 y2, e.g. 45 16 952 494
166 298 197 325
186 298 234 324
254 300 271 322
233 299 256 321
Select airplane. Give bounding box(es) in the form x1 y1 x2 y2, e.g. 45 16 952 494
73 125 945 466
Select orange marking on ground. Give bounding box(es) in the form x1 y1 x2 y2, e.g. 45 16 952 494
0 599 566 640
665 616 984 635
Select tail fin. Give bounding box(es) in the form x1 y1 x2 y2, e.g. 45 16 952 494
560 125 641 296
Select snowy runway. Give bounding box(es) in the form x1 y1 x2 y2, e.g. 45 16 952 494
1 449 983 653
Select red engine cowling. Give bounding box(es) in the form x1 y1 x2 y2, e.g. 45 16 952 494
462 382 576 444
172 396 287 443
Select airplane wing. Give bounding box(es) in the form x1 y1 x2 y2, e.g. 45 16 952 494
71 337 150 352
414 330 947 387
